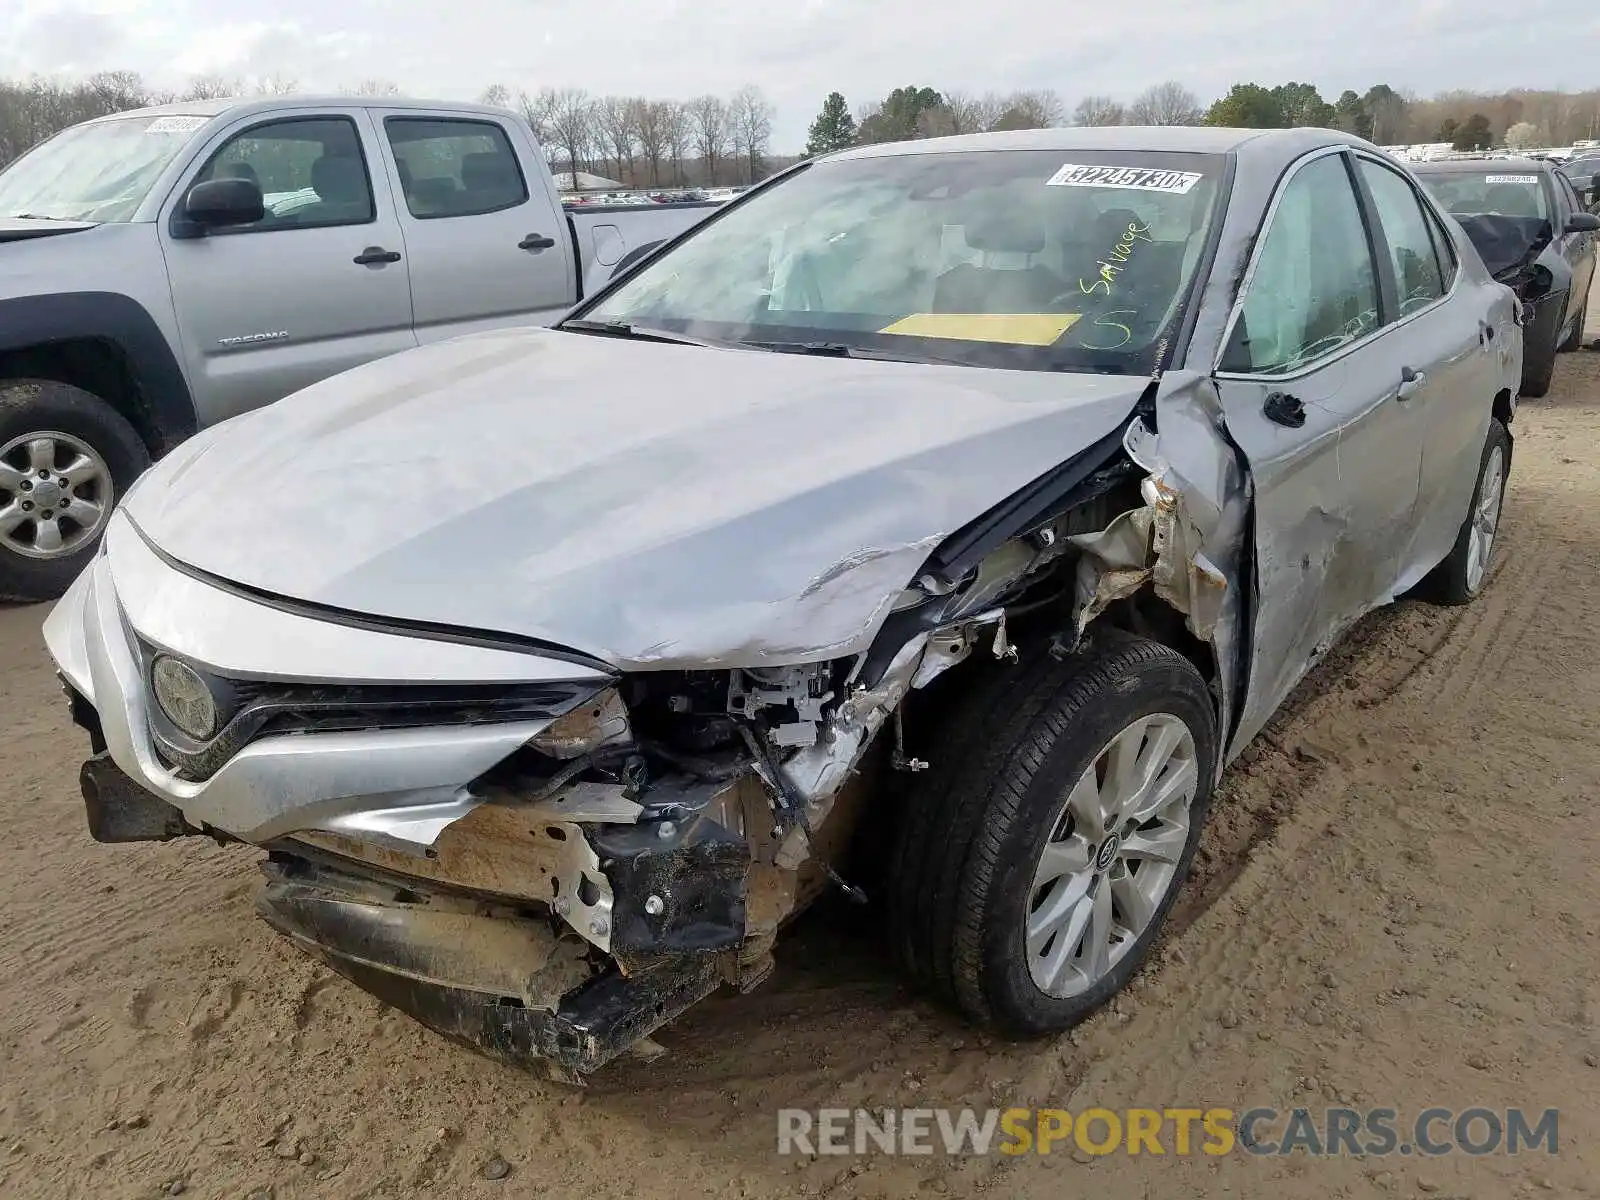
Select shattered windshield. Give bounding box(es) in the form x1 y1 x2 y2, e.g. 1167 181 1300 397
1416 168 1551 222
580 149 1226 375
0 114 207 223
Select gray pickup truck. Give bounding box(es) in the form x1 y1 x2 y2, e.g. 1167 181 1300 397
0 96 715 601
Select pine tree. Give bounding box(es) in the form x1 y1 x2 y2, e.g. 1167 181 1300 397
804 92 857 157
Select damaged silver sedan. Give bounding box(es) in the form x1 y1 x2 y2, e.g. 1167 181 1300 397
43 126 1523 1078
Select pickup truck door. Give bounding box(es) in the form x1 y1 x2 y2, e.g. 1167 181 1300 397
158 108 416 426
372 109 581 343
1213 148 1428 738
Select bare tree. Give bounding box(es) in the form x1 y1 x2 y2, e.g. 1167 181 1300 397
517 87 559 153
942 90 1004 133
478 83 512 109
183 74 240 101
352 79 403 97
990 89 1064 130
1129 81 1202 126
631 98 669 186
729 85 773 183
547 87 593 181
595 95 636 184
662 101 692 185
254 73 300 96
689 94 730 186
1073 95 1126 127
85 71 149 111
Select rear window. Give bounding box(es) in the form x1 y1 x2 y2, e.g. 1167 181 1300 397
1416 168 1550 222
581 149 1227 376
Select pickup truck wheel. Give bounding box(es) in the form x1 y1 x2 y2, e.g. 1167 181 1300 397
0 380 150 602
1418 418 1510 606
886 632 1217 1038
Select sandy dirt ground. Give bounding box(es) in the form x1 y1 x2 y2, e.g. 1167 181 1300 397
4 296 1600 1200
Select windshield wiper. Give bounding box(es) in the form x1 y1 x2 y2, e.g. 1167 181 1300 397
737 339 972 367
560 318 716 347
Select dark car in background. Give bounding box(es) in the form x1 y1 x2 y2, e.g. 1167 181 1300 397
1559 155 1600 212
1414 157 1599 395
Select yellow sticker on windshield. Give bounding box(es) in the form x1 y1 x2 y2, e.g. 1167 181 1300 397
878 313 1082 345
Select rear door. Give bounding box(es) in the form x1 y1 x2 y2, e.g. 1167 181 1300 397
373 110 580 342
1351 153 1490 584
1553 171 1596 307
1213 148 1429 728
159 108 416 425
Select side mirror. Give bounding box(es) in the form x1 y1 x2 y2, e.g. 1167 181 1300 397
1565 211 1600 234
181 178 264 232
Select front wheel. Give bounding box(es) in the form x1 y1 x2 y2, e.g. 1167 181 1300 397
0 379 150 602
1419 418 1510 606
886 632 1218 1037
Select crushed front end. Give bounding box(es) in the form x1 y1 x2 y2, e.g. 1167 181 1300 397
43 512 919 1078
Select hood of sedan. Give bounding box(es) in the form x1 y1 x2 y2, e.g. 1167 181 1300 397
124 327 1145 669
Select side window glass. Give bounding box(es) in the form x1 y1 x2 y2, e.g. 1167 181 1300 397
1422 203 1459 289
196 117 374 230
1358 159 1446 315
385 118 528 219
1221 153 1380 375
1556 174 1581 218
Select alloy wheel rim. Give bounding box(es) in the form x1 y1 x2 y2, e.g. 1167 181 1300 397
1026 712 1198 999
0 431 113 560
1465 445 1504 594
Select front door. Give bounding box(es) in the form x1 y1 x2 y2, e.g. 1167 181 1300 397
1213 148 1427 735
160 109 416 426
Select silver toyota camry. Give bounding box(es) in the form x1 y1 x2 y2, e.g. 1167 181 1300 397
43 126 1523 1078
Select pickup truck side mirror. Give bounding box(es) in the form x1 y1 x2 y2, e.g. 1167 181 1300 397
1565 211 1600 234
179 178 264 234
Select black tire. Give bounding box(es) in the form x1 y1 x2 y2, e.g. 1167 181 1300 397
886 631 1218 1038
0 379 150 603
1516 307 1555 401
1417 417 1510 607
1558 294 1587 354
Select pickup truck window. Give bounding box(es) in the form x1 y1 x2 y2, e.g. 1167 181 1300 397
384 117 528 219
0 114 203 223
581 149 1225 375
195 117 375 231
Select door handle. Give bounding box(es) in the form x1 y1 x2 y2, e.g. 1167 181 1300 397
353 247 402 265
518 233 557 252
1396 367 1427 401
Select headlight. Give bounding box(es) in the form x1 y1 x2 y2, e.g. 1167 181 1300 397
151 655 218 740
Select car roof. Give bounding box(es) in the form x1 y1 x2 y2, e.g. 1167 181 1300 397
1411 156 1550 174
825 125 1367 172
86 94 517 125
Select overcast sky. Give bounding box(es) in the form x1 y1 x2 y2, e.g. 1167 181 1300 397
7 0 1596 149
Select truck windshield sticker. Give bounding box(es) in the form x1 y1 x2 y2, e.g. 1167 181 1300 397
1484 174 1539 184
879 312 1082 345
145 116 207 134
1046 164 1203 194
1079 219 1154 296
